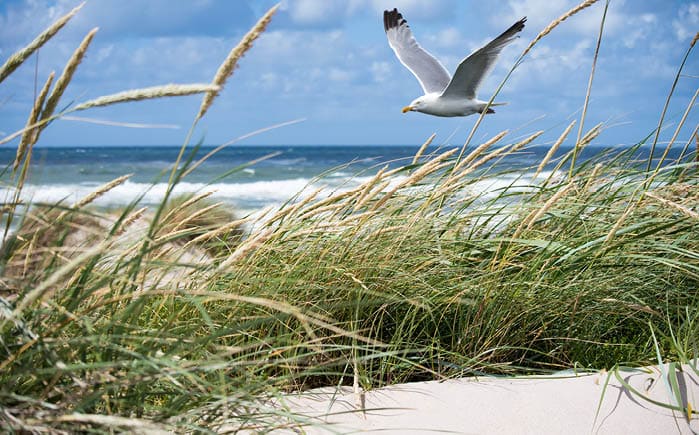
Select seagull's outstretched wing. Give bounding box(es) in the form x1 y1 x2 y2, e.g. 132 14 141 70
441 17 526 99
384 8 451 94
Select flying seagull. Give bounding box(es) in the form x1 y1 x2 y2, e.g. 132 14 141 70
383 8 526 117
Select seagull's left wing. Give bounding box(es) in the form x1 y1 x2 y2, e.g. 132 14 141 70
441 17 526 99
384 8 451 94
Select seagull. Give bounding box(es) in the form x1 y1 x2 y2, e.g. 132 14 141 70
383 8 526 117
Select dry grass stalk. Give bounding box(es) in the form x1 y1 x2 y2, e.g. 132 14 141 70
653 88 699 171
196 4 279 120
354 180 391 212
577 123 602 148
161 191 215 224
14 72 55 171
186 217 251 246
11 241 109 319
644 192 699 219
269 187 324 223
73 84 219 112
353 166 388 211
412 133 436 165
297 185 367 218
604 202 636 244
116 207 148 236
0 2 85 83
510 181 575 238
521 0 600 59
39 28 99 126
436 132 543 196
217 228 273 270
692 31 699 48
532 120 576 180
307 202 347 220
525 182 576 231
583 163 604 192
71 174 132 209
168 202 225 234
371 148 458 211
469 131 543 173
454 130 508 173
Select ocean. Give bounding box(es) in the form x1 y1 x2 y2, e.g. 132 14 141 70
0 145 687 215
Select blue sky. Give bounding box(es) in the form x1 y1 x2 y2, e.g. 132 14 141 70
0 0 697 147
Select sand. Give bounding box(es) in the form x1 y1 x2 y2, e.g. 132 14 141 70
277 364 699 434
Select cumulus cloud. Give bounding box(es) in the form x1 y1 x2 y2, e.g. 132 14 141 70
278 0 457 27
673 3 699 42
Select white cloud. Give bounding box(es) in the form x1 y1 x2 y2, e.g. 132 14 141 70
281 0 347 25
370 61 391 83
502 0 624 36
279 0 456 25
426 27 464 48
673 3 699 41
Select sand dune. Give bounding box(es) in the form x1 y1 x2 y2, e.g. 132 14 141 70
280 365 699 434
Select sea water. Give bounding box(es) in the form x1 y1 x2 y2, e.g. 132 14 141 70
0 145 687 215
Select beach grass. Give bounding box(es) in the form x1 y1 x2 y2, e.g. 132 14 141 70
1 1 698 432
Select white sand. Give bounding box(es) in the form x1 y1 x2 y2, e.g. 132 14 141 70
277 365 699 434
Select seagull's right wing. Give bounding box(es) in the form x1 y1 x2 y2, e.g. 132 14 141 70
441 18 526 99
384 8 451 94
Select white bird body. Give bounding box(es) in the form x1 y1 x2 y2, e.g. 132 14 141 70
383 9 525 118
405 93 503 117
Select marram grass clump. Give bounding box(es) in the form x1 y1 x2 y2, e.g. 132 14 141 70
1 0 698 432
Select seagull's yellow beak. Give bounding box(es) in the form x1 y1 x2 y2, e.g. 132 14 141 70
402 105 413 113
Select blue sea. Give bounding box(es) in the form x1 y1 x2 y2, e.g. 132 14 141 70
0 145 687 214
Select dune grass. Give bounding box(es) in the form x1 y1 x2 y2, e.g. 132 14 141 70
1 1 698 432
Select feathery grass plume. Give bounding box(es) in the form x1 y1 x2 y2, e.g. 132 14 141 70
353 166 388 211
71 174 132 210
453 130 508 173
39 28 98 127
165 202 226 235
412 133 436 165
578 123 602 148
217 228 273 270
161 191 215 224
271 187 324 223
14 72 55 171
604 201 636 244
583 163 604 192
436 131 544 197
644 192 699 220
520 0 600 59
0 2 85 84
524 182 576 231
297 186 364 219
532 120 576 181
371 148 458 211
186 216 251 246
196 4 279 120
116 207 148 236
354 180 391 212
72 84 220 112
469 130 543 173
9 241 109 320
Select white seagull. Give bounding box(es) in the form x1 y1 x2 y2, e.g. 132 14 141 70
383 8 526 117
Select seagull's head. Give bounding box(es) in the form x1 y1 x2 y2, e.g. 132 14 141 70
402 96 425 113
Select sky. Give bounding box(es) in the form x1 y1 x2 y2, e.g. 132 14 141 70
0 0 697 147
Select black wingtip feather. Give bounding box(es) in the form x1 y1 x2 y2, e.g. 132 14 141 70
383 8 407 33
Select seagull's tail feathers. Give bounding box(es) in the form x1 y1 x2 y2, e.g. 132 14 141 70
478 101 507 114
